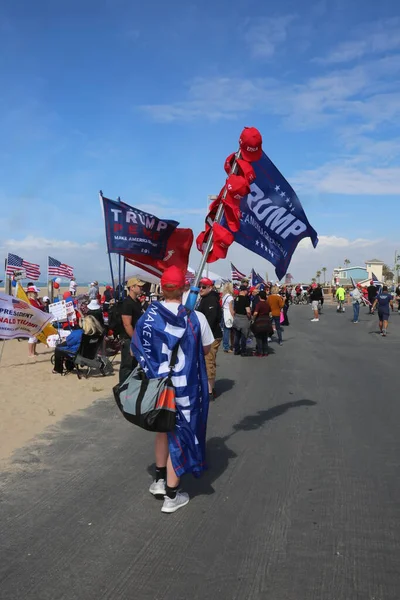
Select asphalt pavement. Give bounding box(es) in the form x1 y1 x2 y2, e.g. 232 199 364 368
1 303 400 600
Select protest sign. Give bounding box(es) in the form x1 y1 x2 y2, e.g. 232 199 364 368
0 292 52 340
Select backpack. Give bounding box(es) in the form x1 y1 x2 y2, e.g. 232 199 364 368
108 302 124 336
113 339 180 432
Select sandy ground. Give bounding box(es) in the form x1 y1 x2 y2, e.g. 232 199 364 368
0 285 119 466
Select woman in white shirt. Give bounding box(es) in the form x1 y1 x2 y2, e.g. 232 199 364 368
221 283 234 353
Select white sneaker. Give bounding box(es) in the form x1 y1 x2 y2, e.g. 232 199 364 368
310 318 319 322
149 479 166 496
161 491 190 513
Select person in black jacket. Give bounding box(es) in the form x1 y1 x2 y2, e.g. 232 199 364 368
367 281 378 314
197 278 222 399
309 283 323 322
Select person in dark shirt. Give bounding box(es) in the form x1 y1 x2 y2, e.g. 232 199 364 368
197 278 222 399
119 277 145 384
309 283 323 322
372 286 393 337
367 281 378 314
233 286 251 356
252 290 272 356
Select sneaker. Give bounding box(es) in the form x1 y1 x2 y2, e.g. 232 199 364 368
268 337 272 342
161 491 190 513
353 321 359 324
279 341 283 346
254 352 263 357
149 479 166 496
382 330 387 337
310 318 319 322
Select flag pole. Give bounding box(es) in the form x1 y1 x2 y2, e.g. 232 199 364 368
117 196 122 300
186 150 241 310
99 191 116 293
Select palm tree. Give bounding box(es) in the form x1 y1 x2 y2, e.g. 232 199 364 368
321 267 327 284
344 258 351 267
311 277 316 283
316 270 321 283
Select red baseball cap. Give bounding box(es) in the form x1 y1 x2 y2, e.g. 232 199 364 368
199 277 214 286
239 127 263 162
207 223 234 263
161 266 185 289
222 194 241 232
237 159 256 184
226 174 250 201
224 152 236 175
196 223 211 252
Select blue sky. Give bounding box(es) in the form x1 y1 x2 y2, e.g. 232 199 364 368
1 0 399 282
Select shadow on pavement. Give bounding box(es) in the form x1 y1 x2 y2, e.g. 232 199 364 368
183 399 317 498
216 378 235 395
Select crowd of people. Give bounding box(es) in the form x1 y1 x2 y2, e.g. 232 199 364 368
19 271 399 514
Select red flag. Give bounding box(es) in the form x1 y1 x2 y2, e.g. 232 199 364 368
123 228 193 275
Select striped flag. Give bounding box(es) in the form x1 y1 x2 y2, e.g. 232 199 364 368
230 262 246 281
48 256 74 278
185 271 195 283
6 253 41 281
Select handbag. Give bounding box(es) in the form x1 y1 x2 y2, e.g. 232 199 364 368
113 339 180 433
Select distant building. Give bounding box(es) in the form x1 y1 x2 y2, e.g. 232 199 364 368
332 266 368 286
364 259 384 282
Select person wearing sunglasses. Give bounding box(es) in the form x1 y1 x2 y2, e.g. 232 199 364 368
197 278 223 400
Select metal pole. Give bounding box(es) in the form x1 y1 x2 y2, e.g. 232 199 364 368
206 195 218 279
185 151 241 310
99 191 116 293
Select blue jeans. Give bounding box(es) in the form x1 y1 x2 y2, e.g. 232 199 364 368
221 321 231 351
272 316 283 342
353 302 360 322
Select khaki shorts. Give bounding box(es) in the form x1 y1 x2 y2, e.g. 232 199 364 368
311 301 319 311
205 338 221 380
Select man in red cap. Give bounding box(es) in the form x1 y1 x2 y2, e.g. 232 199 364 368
130 266 214 513
197 277 223 399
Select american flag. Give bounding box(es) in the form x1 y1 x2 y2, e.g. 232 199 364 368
185 270 195 282
48 256 74 278
230 262 246 281
6 253 41 281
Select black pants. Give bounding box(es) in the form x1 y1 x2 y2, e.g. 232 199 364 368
234 329 247 355
255 334 269 355
119 338 138 384
54 345 75 374
283 304 289 325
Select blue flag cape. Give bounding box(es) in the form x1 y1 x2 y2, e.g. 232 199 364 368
131 302 209 478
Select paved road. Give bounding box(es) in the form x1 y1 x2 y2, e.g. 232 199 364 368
1 305 400 600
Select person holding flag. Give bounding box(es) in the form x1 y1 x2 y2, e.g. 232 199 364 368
131 266 213 513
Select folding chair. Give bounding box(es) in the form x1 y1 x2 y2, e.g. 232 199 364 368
74 334 107 379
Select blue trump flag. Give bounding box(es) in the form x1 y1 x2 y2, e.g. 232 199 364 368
102 196 178 259
228 152 318 280
251 269 265 286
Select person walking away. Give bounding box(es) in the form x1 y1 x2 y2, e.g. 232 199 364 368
367 280 378 314
335 285 346 312
88 282 98 301
131 266 213 513
197 278 223 400
221 283 234 353
26 285 44 357
268 286 284 344
69 277 77 297
395 282 400 313
252 290 272 356
119 277 145 384
372 286 394 336
350 284 363 323
309 283 323 322
281 285 290 325
232 285 251 356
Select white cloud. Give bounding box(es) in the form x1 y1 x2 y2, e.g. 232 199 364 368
317 18 400 64
2 236 98 250
293 163 400 195
243 15 297 59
